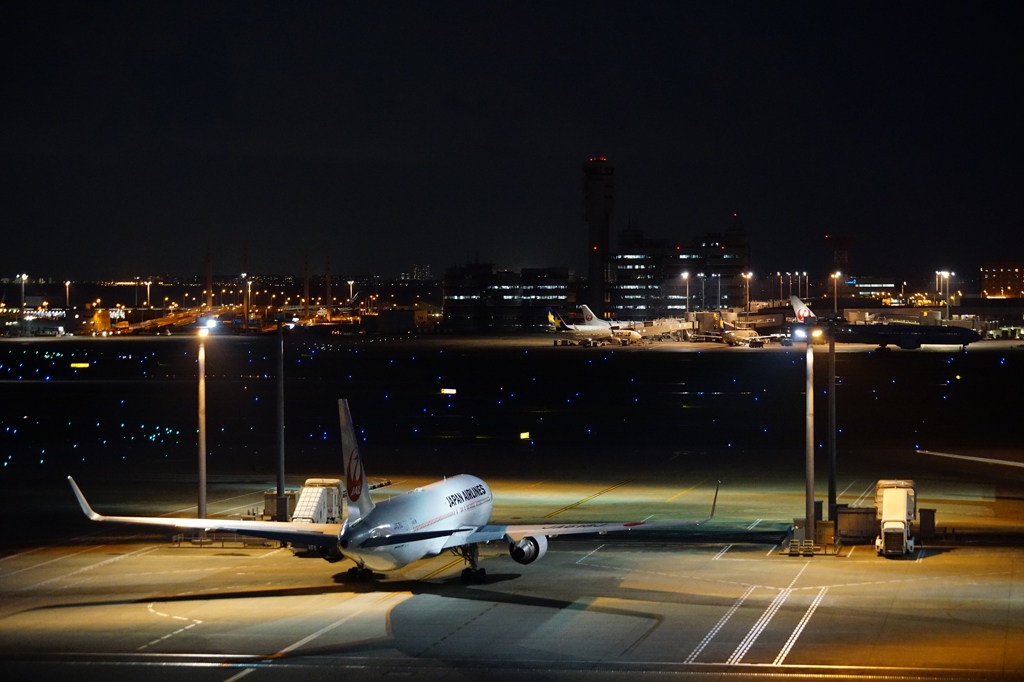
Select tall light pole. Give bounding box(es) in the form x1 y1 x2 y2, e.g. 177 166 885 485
682 272 689 314
65 281 71 309
275 313 287 521
826 312 837 523
197 324 209 521
743 272 752 313
18 274 28 336
939 271 952 319
831 272 841 313
777 272 783 302
242 273 251 332
698 273 705 311
347 280 355 303
805 327 817 542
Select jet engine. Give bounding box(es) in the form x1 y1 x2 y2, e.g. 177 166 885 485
317 544 345 563
509 536 548 565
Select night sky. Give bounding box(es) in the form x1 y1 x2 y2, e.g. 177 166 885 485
2 3 1020 281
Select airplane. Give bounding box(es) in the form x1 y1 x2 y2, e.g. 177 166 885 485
788 296 982 350
69 399 718 583
917 449 1024 469
546 306 642 344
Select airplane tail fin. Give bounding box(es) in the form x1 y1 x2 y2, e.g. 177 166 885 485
790 295 816 323
339 399 375 522
579 304 611 327
547 307 571 332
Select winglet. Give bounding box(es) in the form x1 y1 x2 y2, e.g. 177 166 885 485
68 476 102 521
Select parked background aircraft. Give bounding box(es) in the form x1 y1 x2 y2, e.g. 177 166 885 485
547 306 642 344
70 400 717 583
789 296 981 350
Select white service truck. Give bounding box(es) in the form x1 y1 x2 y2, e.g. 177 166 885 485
875 479 916 556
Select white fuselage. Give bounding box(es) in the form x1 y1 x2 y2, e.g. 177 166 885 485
339 474 492 571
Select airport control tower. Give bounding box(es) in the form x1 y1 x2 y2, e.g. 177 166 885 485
583 157 614 316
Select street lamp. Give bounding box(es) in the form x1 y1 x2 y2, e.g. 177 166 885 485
18 274 28 336
831 272 841 313
938 271 953 319
698 273 705 311
682 272 689 314
742 272 752 313
347 280 355 302
65 281 71 309
197 318 216 521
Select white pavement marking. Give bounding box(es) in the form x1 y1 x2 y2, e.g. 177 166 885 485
576 544 605 564
725 562 810 665
773 586 828 665
18 545 156 591
221 668 256 682
685 585 756 663
138 602 203 651
727 588 791 664
851 481 875 507
747 519 762 530
711 545 732 561
837 480 857 499
765 545 777 556
0 545 99 578
270 592 400 657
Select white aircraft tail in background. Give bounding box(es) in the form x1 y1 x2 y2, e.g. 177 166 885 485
790 295 816 323
579 304 611 328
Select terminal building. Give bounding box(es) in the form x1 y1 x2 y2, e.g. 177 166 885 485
607 223 750 320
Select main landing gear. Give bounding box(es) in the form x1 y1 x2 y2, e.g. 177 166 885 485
453 543 487 584
345 563 374 581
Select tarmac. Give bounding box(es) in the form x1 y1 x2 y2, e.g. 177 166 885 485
2 334 1022 680
1 470 1022 681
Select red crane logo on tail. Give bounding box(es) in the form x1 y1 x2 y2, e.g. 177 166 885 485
796 306 812 323
346 448 363 502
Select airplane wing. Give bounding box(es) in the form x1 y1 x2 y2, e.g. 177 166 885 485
341 482 720 551
68 476 342 547
454 480 720 546
917 450 1024 469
